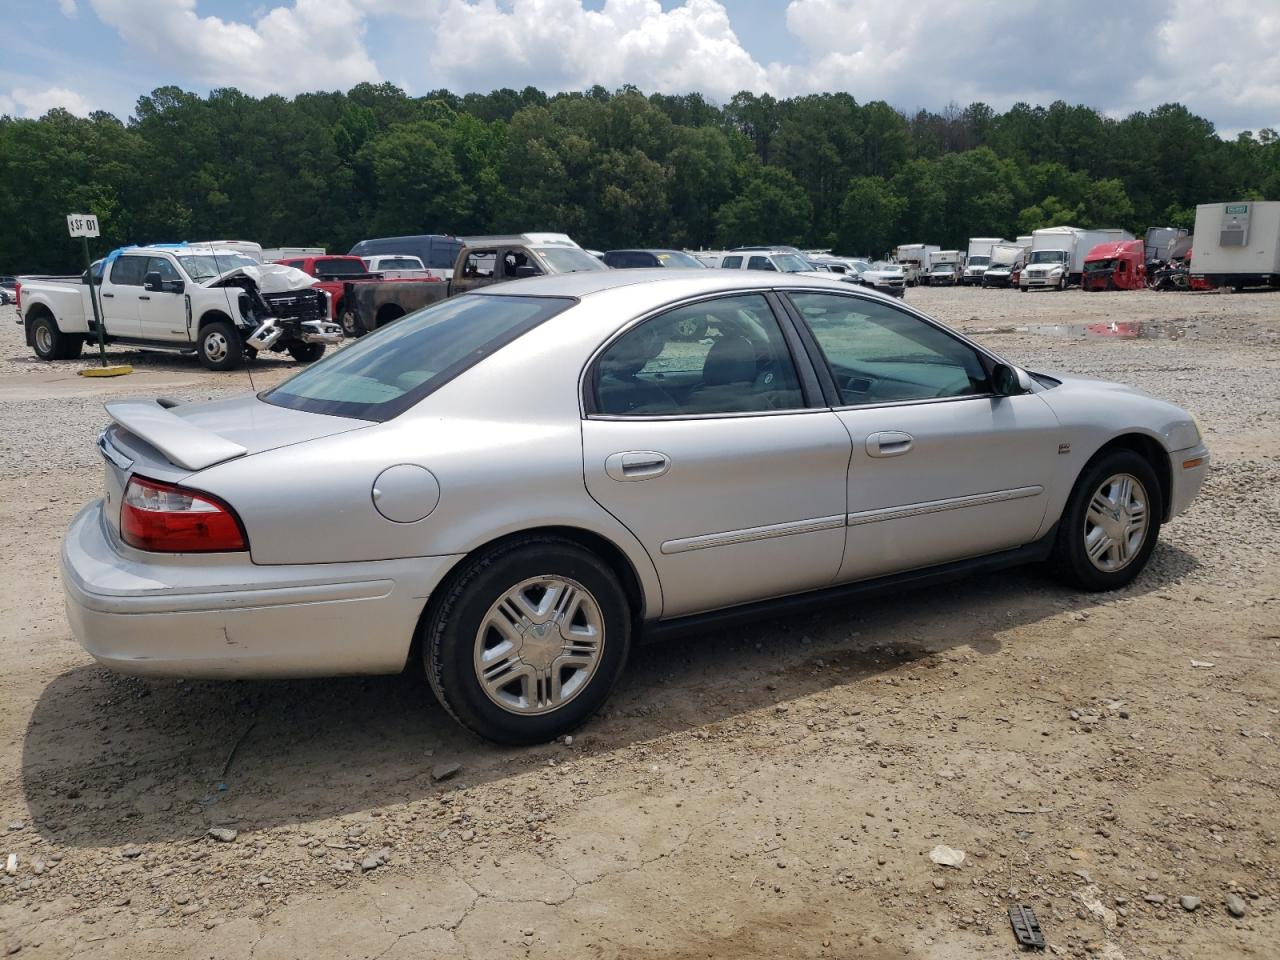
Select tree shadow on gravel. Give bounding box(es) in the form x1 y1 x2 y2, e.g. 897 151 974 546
21 543 1198 847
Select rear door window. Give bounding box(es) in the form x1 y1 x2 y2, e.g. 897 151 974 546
748 256 776 271
264 294 575 421
720 256 743 269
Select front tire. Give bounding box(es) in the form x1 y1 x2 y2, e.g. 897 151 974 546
1052 450 1162 591
287 341 325 364
197 321 243 371
423 537 631 745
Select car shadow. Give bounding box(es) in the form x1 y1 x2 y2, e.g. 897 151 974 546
21 543 1199 847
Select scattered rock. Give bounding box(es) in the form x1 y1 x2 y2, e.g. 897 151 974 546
334 861 356 874
1144 893 1166 905
361 856 381 872
3 854 15 876
1180 896 1201 912
207 828 238 843
932 878 947 891
929 845 965 868
1225 894 1247 918
461 830 476 842
431 762 461 782
121 847 142 859
6 822 23 832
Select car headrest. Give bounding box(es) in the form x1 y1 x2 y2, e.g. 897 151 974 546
701 335 756 386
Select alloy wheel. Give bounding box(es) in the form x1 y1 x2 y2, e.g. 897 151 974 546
473 576 605 715
1083 472 1150 572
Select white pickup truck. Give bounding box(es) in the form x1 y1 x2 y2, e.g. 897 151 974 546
17 245 341 370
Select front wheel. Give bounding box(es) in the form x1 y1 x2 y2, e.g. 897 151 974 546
287 341 325 364
197 321 243 371
1052 450 1162 591
423 537 631 745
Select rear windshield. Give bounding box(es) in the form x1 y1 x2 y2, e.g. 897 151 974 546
655 251 705 268
313 258 368 276
374 257 423 270
532 247 607 273
263 294 575 421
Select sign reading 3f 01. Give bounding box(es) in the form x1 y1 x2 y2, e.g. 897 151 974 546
66 214 100 238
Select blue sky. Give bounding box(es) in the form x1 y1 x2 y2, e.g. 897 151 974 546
3 1 1276 137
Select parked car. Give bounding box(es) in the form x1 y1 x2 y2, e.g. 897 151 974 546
19 244 339 370
602 249 706 269
340 233 606 336
719 250 813 273
61 271 1209 744
0 275 16 305
348 234 465 280
272 254 437 322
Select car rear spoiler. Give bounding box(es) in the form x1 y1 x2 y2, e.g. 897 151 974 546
105 400 247 471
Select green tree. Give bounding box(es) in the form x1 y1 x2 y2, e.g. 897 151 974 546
713 164 811 247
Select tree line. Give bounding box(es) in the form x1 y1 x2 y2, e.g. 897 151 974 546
2 83 1278 273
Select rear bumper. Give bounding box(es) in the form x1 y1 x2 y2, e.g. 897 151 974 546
60 501 461 679
1168 442 1210 520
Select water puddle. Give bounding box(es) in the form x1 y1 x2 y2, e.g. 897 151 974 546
1020 320 1185 341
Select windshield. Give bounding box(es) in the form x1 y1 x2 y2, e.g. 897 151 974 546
772 254 811 273
533 247 608 273
846 261 868 274
264 294 575 421
870 261 899 271
655 251 705 268
968 256 990 267
1084 259 1116 272
176 253 260 281
1029 250 1066 265
931 263 953 271
375 257 423 270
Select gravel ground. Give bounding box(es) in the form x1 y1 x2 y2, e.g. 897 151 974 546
0 287 1276 959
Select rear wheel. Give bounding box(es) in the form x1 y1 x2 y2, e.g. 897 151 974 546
197 321 243 371
340 306 362 338
287 341 325 364
423 537 631 745
1052 450 1162 591
31 314 83 360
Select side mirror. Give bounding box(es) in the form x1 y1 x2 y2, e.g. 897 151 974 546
992 363 1031 396
513 265 540 279
143 272 162 292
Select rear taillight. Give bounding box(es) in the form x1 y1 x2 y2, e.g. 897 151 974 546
120 476 247 553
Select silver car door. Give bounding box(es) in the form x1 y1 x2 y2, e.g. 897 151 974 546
785 290 1063 582
581 292 851 618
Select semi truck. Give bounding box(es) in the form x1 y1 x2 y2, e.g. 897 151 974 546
893 244 939 286
981 242 1027 288
1189 201 1280 290
1081 239 1147 291
962 237 1007 285
1021 227 1133 291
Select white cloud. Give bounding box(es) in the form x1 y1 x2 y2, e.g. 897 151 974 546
88 0 381 96
426 0 769 99
58 0 78 17
0 85 94 118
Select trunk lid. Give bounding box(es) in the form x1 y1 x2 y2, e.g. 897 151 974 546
98 393 371 537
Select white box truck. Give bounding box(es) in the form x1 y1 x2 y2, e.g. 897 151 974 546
962 237 1006 285
894 243 939 286
1190 201 1280 289
1021 227 1133 290
925 249 964 285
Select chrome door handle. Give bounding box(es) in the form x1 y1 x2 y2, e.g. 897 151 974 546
604 451 670 482
866 431 913 458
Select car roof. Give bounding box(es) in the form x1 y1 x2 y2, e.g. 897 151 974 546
481 268 897 308
604 249 686 255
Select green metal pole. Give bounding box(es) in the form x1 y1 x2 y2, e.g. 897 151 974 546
83 235 107 366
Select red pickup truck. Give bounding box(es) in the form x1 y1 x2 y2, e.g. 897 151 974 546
272 256 378 321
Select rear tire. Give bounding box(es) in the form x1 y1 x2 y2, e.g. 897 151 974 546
423 537 631 745
197 321 243 371
340 307 362 338
31 315 82 360
287 342 325 364
1051 449 1162 591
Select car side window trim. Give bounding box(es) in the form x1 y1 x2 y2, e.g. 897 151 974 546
580 290 826 420
777 288 1008 409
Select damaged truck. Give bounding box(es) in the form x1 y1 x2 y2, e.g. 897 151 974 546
16 244 341 371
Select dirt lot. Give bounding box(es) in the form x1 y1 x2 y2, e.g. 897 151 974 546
0 287 1276 959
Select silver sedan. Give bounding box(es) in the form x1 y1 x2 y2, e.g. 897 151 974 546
62 271 1209 743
